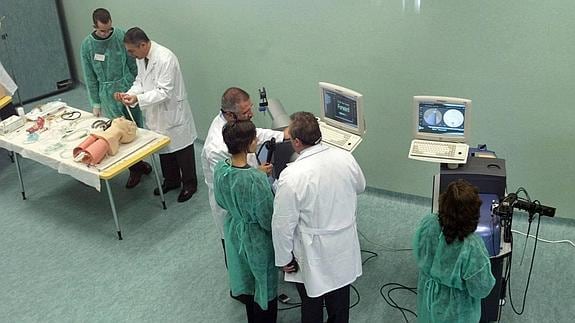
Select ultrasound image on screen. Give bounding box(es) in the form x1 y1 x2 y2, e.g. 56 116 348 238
323 90 358 128
418 102 465 136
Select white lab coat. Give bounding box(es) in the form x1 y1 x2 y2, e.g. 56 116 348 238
127 41 197 153
272 144 366 297
200 112 284 238
0 61 18 96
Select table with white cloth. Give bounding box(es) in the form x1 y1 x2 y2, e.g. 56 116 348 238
0 106 171 239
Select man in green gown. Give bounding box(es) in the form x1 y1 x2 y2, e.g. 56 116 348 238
80 8 150 188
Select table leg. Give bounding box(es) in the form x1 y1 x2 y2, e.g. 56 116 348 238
150 154 167 210
104 179 123 240
13 152 26 200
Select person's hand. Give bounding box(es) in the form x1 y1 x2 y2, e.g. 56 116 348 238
113 92 125 102
92 106 101 117
258 163 273 175
122 94 138 106
282 257 299 273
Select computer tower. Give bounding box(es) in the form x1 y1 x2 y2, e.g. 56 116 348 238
439 157 506 197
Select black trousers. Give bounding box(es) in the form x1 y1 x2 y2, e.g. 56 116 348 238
159 143 197 190
128 160 148 173
295 283 350 323
0 102 17 120
244 295 278 323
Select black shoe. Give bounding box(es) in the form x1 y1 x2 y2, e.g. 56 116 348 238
140 161 152 175
153 183 180 196
126 162 152 189
126 171 144 189
230 291 249 304
177 187 197 203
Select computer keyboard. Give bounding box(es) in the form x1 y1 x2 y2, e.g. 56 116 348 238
409 139 469 164
320 125 351 146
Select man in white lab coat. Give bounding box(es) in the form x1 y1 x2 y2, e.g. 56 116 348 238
272 111 366 323
115 27 198 203
0 60 18 120
201 87 285 263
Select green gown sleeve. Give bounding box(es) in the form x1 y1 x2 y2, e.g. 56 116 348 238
80 38 101 108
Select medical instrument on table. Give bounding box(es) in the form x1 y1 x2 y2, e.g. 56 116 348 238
61 128 89 142
0 115 25 134
124 104 136 122
60 110 81 121
92 119 112 131
23 132 39 144
26 101 67 120
43 141 66 155
26 117 45 133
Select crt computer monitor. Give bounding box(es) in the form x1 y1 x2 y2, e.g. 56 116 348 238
413 96 471 143
319 82 366 136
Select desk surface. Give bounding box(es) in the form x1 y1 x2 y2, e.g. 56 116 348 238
0 96 12 109
100 135 170 180
0 106 170 190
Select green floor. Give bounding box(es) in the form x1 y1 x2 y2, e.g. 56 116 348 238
0 87 573 322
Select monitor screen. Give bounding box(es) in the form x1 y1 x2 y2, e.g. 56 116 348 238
319 82 365 136
413 96 471 143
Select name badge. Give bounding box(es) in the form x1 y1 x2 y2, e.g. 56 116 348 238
94 54 106 62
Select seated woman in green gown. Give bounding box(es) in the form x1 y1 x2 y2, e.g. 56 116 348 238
413 179 496 323
213 120 277 323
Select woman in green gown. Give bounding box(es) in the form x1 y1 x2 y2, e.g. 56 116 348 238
213 120 277 323
414 179 496 323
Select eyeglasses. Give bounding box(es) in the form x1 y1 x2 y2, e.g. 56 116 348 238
221 102 254 121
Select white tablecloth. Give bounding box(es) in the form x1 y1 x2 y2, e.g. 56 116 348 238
0 107 162 191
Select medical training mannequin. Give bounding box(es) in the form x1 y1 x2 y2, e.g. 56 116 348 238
413 179 495 323
73 117 136 165
213 120 278 323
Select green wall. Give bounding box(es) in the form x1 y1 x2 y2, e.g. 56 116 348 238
60 0 574 218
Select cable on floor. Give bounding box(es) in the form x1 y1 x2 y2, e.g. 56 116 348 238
358 229 413 252
379 282 417 323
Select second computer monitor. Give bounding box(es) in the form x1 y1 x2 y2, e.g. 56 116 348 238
413 95 472 143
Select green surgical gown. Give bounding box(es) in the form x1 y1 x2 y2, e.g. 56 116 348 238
413 213 496 323
213 160 277 309
80 28 143 127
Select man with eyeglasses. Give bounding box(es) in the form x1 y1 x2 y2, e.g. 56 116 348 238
115 27 198 203
80 8 151 189
201 87 288 271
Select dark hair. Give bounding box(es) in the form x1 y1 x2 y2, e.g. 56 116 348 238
124 27 150 45
222 120 257 155
289 112 321 146
221 87 250 113
92 8 111 25
438 179 482 244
